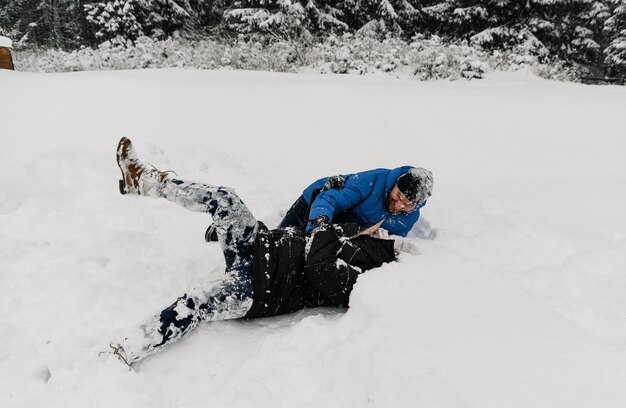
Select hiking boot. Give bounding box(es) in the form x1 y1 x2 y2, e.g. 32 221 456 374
116 137 171 198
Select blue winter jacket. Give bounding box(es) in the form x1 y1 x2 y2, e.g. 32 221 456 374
303 166 426 237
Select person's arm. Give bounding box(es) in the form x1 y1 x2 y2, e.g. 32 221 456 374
304 226 362 305
306 176 375 232
304 224 396 306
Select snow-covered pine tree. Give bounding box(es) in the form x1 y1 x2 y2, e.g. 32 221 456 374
145 0 192 39
84 0 146 45
0 0 85 47
569 1 611 65
35 0 63 47
188 0 229 28
304 0 348 33
604 0 626 74
421 0 612 65
225 0 350 39
0 0 39 44
342 0 423 38
418 0 455 37
224 0 427 39
84 0 192 45
530 0 610 67
420 0 496 41
423 0 548 57
225 0 309 39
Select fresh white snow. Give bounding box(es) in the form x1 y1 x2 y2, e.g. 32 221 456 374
1 69 626 407
0 36 11 48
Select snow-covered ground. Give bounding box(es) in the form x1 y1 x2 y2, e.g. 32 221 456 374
1 69 625 407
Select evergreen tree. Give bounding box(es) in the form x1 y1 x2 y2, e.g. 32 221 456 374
225 0 312 39
340 0 424 38
604 0 626 74
304 0 348 33
84 0 192 45
531 0 610 66
146 0 192 38
37 0 67 47
225 0 326 39
422 0 613 64
188 0 229 28
422 0 548 56
0 0 40 44
224 0 427 39
571 1 611 64
0 0 622 78
84 0 146 44
0 0 85 47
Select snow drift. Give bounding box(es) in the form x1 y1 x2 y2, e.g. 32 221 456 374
1 69 626 407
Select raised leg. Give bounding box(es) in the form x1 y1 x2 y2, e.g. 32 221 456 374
114 138 260 365
158 178 257 271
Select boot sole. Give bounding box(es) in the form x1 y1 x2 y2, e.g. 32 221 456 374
205 224 219 242
119 179 127 195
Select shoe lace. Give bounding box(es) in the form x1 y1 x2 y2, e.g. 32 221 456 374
147 163 177 177
110 343 134 369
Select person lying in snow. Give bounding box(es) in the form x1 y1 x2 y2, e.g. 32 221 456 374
275 165 434 238
110 137 419 366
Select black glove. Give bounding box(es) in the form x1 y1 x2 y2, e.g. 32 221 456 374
306 215 330 234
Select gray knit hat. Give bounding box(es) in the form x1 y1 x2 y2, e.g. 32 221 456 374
395 168 434 206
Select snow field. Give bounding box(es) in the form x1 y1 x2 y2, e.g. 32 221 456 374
1 69 626 407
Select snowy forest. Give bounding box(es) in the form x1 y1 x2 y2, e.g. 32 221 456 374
1 0 626 77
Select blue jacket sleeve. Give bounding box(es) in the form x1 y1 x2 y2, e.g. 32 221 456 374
306 176 375 231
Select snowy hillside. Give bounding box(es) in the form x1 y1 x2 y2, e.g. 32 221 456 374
1 69 626 408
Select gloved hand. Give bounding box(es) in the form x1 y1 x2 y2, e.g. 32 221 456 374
373 228 390 240
357 220 384 237
393 238 418 256
306 215 330 234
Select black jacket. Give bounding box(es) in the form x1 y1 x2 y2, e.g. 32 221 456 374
244 222 396 319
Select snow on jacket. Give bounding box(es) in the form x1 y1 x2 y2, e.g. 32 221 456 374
303 166 426 237
244 222 396 319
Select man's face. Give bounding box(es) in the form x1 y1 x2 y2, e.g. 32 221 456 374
387 186 416 214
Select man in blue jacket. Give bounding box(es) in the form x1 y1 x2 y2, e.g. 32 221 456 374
277 166 434 237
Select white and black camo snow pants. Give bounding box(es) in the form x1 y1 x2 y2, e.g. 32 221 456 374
119 178 258 364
